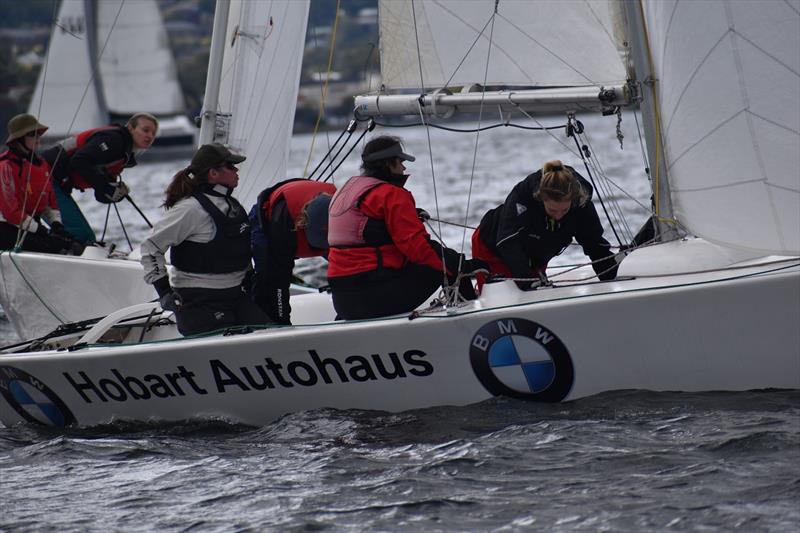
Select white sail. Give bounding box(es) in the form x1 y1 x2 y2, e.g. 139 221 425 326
95 0 186 115
214 0 311 210
643 0 800 255
378 0 627 90
28 0 106 138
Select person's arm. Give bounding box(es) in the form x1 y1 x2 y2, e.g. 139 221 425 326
574 201 618 280
494 175 537 278
363 185 453 274
140 201 202 286
0 159 41 232
69 130 127 199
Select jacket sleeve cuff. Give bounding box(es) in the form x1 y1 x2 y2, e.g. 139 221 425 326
152 276 172 297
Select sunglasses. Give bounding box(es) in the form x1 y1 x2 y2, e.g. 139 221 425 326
25 131 43 138
218 162 238 171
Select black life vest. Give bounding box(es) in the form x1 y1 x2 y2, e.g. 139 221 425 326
171 190 252 274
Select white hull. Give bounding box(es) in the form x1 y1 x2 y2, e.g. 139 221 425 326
0 249 155 340
1 239 798 428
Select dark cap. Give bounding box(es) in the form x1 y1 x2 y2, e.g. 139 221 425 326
362 142 416 163
189 143 246 175
6 114 48 144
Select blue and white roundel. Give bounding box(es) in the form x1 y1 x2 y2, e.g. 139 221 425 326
488 335 555 393
0 366 75 427
470 318 574 402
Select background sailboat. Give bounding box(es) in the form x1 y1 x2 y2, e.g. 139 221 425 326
1 0 311 341
28 0 196 153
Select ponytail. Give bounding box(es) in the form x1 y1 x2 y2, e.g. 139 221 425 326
163 167 209 208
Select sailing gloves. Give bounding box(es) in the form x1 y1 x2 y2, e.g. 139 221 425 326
97 181 129 203
153 276 182 313
416 208 431 222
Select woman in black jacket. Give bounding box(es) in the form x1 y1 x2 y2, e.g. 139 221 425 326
472 160 618 290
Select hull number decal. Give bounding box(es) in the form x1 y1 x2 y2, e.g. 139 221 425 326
470 318 573 402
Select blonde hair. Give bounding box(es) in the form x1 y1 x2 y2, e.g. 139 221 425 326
127 112 159 132
535 160 585 204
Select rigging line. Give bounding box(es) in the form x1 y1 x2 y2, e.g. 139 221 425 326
100 203 112 244
307 121 353 180
632 109 652 193
322 119 374 183
439 11 496 91
319 122 358 182
4 251 67 324
573 125 635 240
513 105 582 158
458 1 500 263
411 1 449 293
112 203 133 251
567 116 623 246
302 0 341 177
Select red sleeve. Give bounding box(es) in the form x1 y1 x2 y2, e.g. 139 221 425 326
361 184 449 273
0 159 26 226
44 161 58 210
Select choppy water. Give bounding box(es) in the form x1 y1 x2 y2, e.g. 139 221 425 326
2 118 798 531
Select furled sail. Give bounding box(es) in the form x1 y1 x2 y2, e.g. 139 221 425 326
28 0 106 137
643 0 800 255
95 0 186 116
215 0 310 210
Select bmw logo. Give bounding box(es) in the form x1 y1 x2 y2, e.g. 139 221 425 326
469 318 574 402
0 366 76 427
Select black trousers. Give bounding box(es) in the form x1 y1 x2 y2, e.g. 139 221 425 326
0 221 68 254
329 264 474 320
174 286 271 336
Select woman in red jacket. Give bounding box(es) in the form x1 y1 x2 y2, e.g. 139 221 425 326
0 114 78 253
327 136 485 319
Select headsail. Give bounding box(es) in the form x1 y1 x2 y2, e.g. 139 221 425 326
28 0 106 137
95 0 186 116
643 0 800 255
213 0 310 210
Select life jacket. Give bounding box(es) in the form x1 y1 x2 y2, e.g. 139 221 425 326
259 179 336 258
0 148 56 221
171 190 252 274
57 125 132 191
327 176 393 248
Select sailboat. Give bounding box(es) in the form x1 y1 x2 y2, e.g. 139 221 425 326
28 0 196 154
0 0 310 341
0 0 797 429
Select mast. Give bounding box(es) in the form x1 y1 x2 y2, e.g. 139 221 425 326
85 0 109 123
198 0 231 146
621 0 678 241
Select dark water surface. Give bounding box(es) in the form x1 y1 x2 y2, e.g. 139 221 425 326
2 390 798 531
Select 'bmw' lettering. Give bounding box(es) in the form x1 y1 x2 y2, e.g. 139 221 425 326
469 318 574 402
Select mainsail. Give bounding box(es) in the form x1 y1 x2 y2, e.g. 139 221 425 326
642 0 800 255
379 0 627 89
212 0 310 210
95 0 186 116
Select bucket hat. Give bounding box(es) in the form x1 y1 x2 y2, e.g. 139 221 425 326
6 114 48 144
